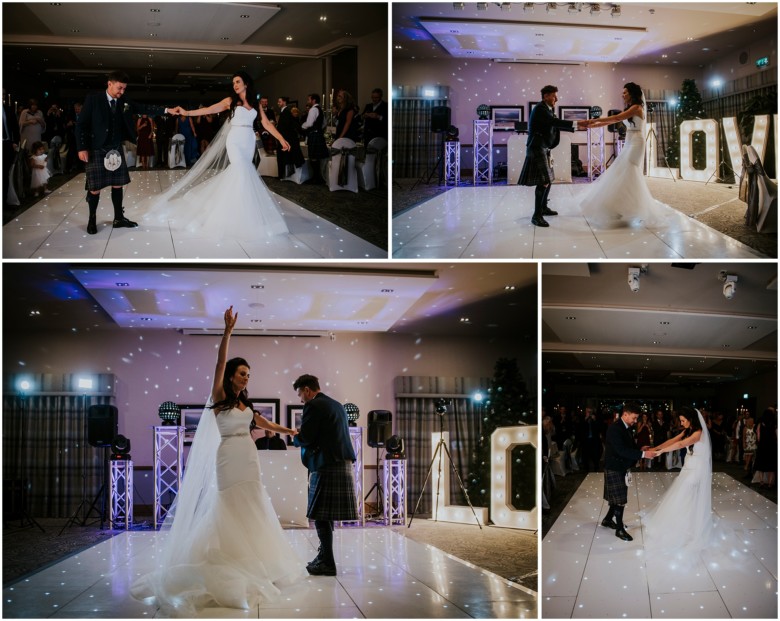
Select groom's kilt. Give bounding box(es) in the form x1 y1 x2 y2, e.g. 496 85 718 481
603 469 628 505
307 461 358 521
518 147 553 186
84 148 131 191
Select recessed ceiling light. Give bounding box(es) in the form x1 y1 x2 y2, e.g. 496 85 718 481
115 282 130 287
240 14 250 18
380 289 394 293
286 36 293 41
460 317 470 323
140 318 153 321
659 321 670 325
149 33 158 37
71 29 80 33
747 325 758 329
320 15 327 21
220 37 230 40
29 310 41 316
250 319 262 323
504 285 516 290
150 8 160 12
565 316 576 320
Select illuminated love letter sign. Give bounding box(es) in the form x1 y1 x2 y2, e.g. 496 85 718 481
722 115 770 182
645 123 678 180
430 432 488 525
679 119 719 182
491 425 538 530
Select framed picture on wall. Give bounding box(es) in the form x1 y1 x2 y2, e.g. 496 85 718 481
250 398 280 425
286 405 304 446
558 106 590 130
180 404 205 444
528 101 541 118
489 105 524 131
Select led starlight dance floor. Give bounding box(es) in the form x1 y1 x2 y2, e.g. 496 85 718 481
392 186 766 259
3 528 536 618
3 171 385 259
542 472 777 618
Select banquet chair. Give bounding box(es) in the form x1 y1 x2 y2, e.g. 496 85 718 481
356 137 387 191
328 137 359 193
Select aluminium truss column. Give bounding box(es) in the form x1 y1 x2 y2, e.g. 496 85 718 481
587 126 606 181
109 459 133 529
382 458 407 526
153 425 184 529
473 120 493 185
444 140 460 186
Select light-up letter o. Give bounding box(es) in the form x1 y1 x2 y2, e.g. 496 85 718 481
679 119 719 182
491 425 538 530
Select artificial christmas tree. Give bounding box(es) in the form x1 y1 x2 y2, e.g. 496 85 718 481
665 78 707 171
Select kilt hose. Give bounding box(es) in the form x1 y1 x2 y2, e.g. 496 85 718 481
518 147 554 186
85 148 131 192
603 469 629 506
307 461 358 521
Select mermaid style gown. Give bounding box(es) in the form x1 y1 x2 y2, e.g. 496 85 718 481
142 106 289 239
579 114 670 228
131 406 305 616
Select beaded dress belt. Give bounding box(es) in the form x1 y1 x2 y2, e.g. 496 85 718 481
222 432 250 437
232 124 253 127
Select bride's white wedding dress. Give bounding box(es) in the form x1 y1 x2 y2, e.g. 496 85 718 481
141 106 289 239
131 404 305 616
579 113 670 228
641 410 714 555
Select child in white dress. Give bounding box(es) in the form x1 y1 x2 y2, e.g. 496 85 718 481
29 141 51 196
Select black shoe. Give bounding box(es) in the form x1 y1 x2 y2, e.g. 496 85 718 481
615 528 633 541
541 206 559 216
601 518 618 529
113 216 138 228
306 559 337 576
307 546 323 567
87 217 97 235
531 215 549 227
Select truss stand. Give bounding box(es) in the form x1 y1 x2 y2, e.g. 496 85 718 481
408 413 482 530
109 460 133 529
363 446 384 521
383 459 407 526
153 425 184 529
587 126 606 181
339 427 365 527
444 140 460 186
705 88 736 186
473 119 493 185
411 135 445 191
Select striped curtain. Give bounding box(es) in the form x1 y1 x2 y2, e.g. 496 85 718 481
395 395 482 516
3 393 113 518
392 98 448 178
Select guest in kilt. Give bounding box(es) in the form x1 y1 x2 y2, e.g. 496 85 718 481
518 84 583 227
301 93 330 184
601 401 657 542
293 374 358 576
76 70 179 234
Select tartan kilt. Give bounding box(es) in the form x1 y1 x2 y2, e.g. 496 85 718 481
307 461 358 521
84 148 131 191
603 469 628 505
518 147 553 186
306 130 330 160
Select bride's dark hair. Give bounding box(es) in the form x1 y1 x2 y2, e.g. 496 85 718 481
623 82 644 127
229 71 257 119
679 406 703 454
210 356 253 413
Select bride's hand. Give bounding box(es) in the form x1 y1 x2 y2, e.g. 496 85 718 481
224 305 238 333
279 139 291 152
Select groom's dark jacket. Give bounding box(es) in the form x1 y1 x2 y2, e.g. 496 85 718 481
293 392 356 472
526 103 575 151
76 92 166 152
604 419 643 473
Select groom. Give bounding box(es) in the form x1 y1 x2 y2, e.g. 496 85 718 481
76 70 181 234
292 374 357 576
519 85 585 227
602 401 657 541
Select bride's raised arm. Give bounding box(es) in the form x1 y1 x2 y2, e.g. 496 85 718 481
184 97 232 118
212 306 237 403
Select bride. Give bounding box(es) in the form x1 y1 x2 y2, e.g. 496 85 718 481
141 71 291 239
578 82 669 228
641 407 714 554
131 306 306 616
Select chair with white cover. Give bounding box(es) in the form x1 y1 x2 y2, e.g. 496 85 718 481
741 144 777 233
122 140 137 168
256 151 278 177
168 134 186 169
356 137 386 191
282 159 311 184
549 441 569 477
328 137 359 193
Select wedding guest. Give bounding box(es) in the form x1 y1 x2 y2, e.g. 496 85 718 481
19 99 46 147
361 87 387 143
334 90 360 142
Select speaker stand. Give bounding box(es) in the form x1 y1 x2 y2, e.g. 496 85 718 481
363 446 384 519
59 447 109 534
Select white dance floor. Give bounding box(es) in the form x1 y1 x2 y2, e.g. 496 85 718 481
542 472 777 619
392 185 766 259
3 527 535 618
3 171 385 259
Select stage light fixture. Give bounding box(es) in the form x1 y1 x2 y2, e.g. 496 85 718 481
711 78 723 89
523 2 535 11
473 391 484 403
589 105 602 119
627 267 641 293
476 104 490 119
718 271 738 300
546 2 558 14
344 402 360 426
453 2 465 9
477 2 488 10
499 2 512 11
158 401 181 425
435 398 450 415
385 435 406 459
110 434 132 460
568 2 580 13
